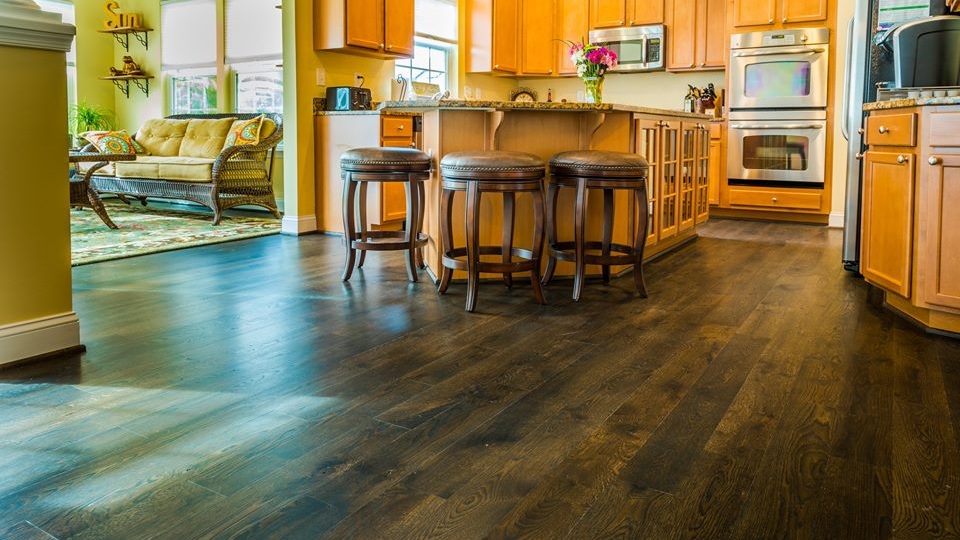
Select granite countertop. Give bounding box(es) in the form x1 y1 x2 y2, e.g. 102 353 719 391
864 96 960 111
376 99 713 120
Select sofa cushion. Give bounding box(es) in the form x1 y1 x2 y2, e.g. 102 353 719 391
224 115 265 147
135 119 190 156
83 130 144 155
179 118 236 159
115 156 215 183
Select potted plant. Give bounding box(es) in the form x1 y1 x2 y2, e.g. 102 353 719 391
69 102 115 148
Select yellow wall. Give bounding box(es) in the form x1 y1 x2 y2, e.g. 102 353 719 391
108 0 163 132
74 1 116 115
0 46 72 325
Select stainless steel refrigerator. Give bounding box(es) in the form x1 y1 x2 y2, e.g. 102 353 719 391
840 0 952 273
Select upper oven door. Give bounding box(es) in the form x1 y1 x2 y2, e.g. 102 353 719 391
729 44 829 109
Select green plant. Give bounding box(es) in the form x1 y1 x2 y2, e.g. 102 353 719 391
70 102 115 137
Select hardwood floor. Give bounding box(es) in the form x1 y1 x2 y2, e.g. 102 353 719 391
2 218 959 539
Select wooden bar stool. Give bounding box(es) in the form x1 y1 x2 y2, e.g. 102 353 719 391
438 151 547 312
543 150 649 301
340 147 432 282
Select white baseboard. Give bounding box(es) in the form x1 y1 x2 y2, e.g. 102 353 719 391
828 211 845 228
281 214 318 235
0 312 81 366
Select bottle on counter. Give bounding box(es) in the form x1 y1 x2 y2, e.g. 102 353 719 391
547 88 553 103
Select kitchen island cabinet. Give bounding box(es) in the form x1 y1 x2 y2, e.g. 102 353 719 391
315 100 711 282
860 102 960 335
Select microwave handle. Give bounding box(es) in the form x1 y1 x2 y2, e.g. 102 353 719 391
730 124 824 129
734 47 825 57
641 35 648 66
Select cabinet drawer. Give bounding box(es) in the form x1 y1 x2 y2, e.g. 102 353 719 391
381 116 414 138
728 188 822 210
928 111 960 148
864 113 916 147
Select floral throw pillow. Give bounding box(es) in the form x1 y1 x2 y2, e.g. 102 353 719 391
84 130 145 154
224 115 265 147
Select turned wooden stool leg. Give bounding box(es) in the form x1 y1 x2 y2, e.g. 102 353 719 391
542 180 560 285
601 188 614 284
416 180 427 269
634 186 649 298
530 187 547 305
404 179 419 282
465 182 481 312
438 187 455 294
341 174 358 281
502 192 515 289
356 181 369 269
572 178 588 302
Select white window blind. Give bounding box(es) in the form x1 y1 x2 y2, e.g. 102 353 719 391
416 0 457 42
161 0 217 70
225 0 282 64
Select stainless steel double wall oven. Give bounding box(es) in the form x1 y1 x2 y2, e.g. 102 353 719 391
727 28 830 185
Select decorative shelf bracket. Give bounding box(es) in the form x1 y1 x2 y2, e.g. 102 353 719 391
103 76 152 98
100 27 153 52
110 77 130 97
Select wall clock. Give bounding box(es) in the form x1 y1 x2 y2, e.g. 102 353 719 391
511 88 538 103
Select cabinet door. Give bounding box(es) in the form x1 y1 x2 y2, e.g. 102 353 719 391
920 154 960 309
732 0 776 28
556 0 588 75
626 0 663 25
695 123 711 223
493 0 520 72
707 124 721 205
590 0 626 29
659 119 680 239
780 0 827 24
346 0 384 51
666 0 697 70
384 0 415 57
635 118 661 247
861 151 915 298
521 0 555 75
699 0 726 68
678 122 698 231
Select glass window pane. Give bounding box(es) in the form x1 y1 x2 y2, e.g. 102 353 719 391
171 75 218 114
416 0 456 41
412 46 430 69
430 48 446 70
225 0 282 64
161 0 216 70
236 70 283 114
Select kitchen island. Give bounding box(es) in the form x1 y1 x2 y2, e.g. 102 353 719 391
315 100 713 281
859 98 960 335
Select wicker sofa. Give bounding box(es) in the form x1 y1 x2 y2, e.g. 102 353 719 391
84 113 282 224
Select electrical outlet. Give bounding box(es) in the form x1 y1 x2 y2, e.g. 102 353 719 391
315 68 326 86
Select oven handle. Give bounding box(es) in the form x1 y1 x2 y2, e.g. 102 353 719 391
729 124 824 130
733 47 825 57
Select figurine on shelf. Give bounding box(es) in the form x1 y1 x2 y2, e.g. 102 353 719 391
121 55 142 75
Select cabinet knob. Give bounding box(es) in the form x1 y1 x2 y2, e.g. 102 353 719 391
494 64 499 69
397 124 405 131
386 44 392 50
410 143 416 148
897 154 906 164
855 153 863 159
688 63 694 68
771 197 778 203
857 128 864 135
619 20 624 25
768 18 774 23
782 17 787 22
700 62 706 67
878 125 888 134
628 19 633 25
929 156 941 165
380 43 385 48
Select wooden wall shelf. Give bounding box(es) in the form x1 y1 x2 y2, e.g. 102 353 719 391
100 75 154 98
98 26 153 51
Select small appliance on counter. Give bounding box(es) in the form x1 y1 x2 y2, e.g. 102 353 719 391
325 84 372 111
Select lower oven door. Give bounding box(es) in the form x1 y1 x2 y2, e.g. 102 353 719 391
727 114 827 184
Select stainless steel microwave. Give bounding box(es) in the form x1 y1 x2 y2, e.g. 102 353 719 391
588 25 665 72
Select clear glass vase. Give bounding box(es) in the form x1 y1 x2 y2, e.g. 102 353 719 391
583 76 604 104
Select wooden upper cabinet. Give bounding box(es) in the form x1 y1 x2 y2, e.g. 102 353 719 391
667 0 725 71
556 0 589 75
626 0 663 26
316 0 414 58
732 0 826 28
466 0 519 73
521 0 555 75
384 0 415 57
590 0 627 29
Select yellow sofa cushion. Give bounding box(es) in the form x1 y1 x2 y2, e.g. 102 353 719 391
115 156 215 183
135 119 190 156
179 118 236 159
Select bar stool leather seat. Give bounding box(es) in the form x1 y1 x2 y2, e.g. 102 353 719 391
438 150 547 312
340 147 432 282
544 150 649 301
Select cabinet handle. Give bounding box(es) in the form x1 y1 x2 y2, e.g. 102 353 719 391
929 156 941 165
878 125 888 134
897 154 906 164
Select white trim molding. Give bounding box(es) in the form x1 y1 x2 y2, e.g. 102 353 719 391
0 312 81 366
281 214 318 235
0 0 75 52
828 211 845 228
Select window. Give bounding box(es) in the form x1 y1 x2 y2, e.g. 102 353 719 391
162 0 217 114
36 0 76 115
226 0 283 114
395 0 457 95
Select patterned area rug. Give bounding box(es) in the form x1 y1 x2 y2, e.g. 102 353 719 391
71 199 281 266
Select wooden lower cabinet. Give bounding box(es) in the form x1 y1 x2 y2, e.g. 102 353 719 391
860 150 915 298
707 122 722 205
862 105 960 334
